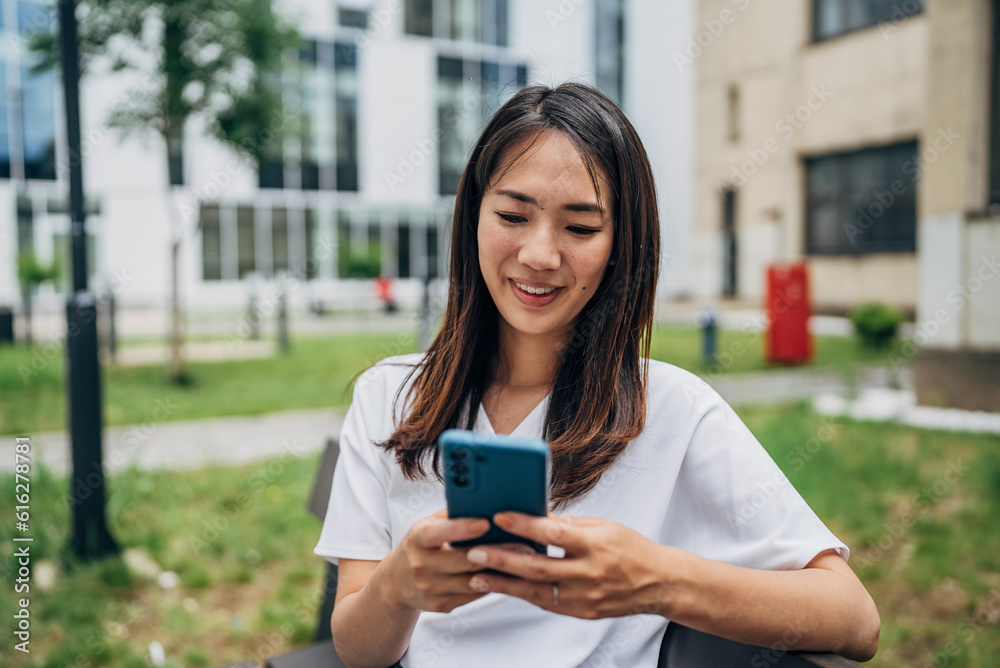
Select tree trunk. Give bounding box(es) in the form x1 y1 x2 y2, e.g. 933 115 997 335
163 126 188 384
162 10 189 385
167 235 187 383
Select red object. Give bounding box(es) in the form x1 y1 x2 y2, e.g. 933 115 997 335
765 263 812 364
374 275 392 302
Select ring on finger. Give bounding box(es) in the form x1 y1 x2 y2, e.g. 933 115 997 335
552 582 560 606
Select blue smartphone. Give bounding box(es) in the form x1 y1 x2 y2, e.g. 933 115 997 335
439 429 550 553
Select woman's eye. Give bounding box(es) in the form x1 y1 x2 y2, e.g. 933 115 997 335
568 226 599 236
497 213 527 224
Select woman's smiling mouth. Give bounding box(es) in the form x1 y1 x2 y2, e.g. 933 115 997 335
509 279 564 306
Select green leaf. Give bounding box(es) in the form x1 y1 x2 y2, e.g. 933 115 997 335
29 0 300 167
17 252 61 287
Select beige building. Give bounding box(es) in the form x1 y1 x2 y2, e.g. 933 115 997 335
912 0 1000 411
694 0 999 409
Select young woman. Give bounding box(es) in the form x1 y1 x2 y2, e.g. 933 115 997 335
315 83 880 668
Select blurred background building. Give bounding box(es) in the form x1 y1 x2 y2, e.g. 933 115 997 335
3 0 997 409
0 0 695 319
695 0 927 310
695 0 999 410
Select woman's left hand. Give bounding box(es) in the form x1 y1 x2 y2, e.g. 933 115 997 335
465 512 680 619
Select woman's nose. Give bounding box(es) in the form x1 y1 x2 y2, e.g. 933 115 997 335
517 224 561 271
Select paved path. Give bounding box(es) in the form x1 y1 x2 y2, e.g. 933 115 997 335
2 408 343 476
2 363 918 476
709 363 910 407
110 340 276 367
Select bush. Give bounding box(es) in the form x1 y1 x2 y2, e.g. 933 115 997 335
345 245 382 279
849 302 904 348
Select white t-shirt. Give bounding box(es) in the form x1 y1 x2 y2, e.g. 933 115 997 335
314 353 848 667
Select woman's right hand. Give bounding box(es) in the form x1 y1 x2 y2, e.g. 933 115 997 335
380 509 492 614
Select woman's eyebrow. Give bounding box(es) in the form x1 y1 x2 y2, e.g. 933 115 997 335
495 188 604 214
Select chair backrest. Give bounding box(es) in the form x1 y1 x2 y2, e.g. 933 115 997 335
307 438 342 644
657 622 863 667
308 438 341 521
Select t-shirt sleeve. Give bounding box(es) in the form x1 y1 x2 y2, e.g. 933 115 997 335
314 366 395 565
662 379 848 571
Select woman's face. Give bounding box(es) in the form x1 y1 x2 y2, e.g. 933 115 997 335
477 131 614 346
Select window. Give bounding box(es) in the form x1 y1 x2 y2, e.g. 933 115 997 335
0 64 8 179
805 141 918 255
594 0 625 106
304 208 317 279
259 39 358 192
201 204 447 283
335 43 359 192
167 130 184 186
14 193 99 292
337 213 382 279
272 207 289 274
237 205 256 278
16 195 32 254
17 195 101 290
337 209 352 278
1 0 57 182
51 232 96 293
990 0 1000 205
404 0 508 46
813 0 924 41
727 84 740 143
437 55 527 195
200 203 320 281
721 188 737 296
426 225 440 279
398 218 412 279
339 8 368 29
404 0 433 36
201 204 223 281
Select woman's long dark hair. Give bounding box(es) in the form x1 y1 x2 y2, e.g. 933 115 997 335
377 83 660 508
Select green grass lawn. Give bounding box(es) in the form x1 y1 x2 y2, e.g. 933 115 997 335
647 322 901 375
1 403 997 667
0 456 324 668
0 332 416 434
0 325 901 435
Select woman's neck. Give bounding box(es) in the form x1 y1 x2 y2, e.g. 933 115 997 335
493 321 565 391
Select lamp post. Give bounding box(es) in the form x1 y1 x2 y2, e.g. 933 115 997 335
59 0 119 559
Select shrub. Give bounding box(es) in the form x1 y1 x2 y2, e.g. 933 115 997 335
849 302 904 348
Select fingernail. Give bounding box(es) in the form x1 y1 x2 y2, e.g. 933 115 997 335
494 513 513 528
469 575 490 592
467 549 488 565
469 519 489 533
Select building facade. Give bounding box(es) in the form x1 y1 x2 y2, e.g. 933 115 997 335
0 0 696 323
694 0 1000 410
694 0 929 311
912 0 1000 411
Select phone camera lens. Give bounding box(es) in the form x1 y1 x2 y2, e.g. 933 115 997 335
451 464 468 474
454 476 469 487
452 449 468 461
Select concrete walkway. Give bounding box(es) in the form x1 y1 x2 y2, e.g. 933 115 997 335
109 340 277 367
709 363 910 407
2 408 343 476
